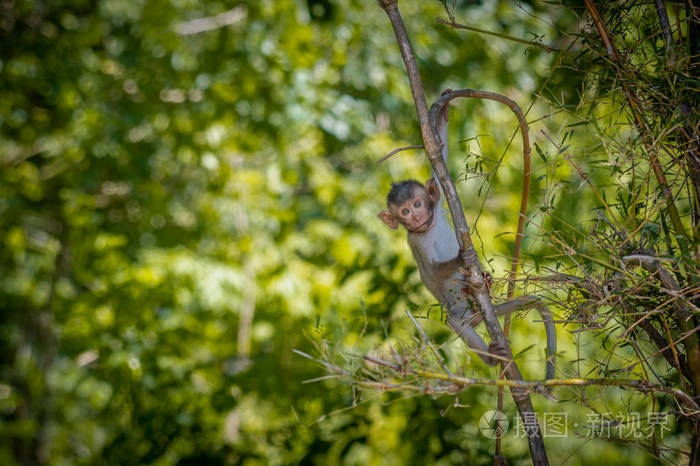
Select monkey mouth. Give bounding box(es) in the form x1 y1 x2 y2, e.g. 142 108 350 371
415 215 435 232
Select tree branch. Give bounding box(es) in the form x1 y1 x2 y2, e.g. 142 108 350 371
429 89 531 299
377 144 423 163
173 7 247 35
436 17 564 55
376 2 548 464
359 356 700 419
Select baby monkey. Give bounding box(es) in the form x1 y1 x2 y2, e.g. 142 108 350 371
379 177 556 376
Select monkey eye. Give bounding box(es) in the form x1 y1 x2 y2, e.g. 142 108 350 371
401 208 410 216
414 201 421 208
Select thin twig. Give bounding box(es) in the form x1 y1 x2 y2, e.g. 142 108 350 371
173 7 247 35
377 144 424 163
406 310 454 376
436 17 567 55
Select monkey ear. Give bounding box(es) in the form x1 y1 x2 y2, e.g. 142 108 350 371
425 177 441 203
378 210 400 230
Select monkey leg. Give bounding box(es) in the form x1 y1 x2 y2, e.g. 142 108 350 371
446 307 502 366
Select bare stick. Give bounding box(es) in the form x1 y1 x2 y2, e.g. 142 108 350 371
377 144 424 163
173 7 247 35
654 0 674 54
436 18 563 54
406 310 453 376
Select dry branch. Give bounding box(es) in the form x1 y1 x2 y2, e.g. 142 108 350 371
436 17 563 54
377 144 424 163
359 356 700 419
173 7 247 35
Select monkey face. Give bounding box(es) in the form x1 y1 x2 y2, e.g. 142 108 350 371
392 186 435 233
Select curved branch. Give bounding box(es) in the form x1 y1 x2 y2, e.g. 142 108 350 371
429 89 531 299
377 144 424 163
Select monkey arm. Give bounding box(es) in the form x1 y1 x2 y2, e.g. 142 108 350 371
431 247 483 282
430 255 462 282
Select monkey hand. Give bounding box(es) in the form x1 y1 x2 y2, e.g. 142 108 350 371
458 249 492 292
459 247 479 268
485 341 511 366
482 270 492 292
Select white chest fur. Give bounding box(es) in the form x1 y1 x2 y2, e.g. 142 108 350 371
407 207 465 308
408 207 459 262
423 208 459 261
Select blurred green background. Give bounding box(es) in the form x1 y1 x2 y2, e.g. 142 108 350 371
0 1 686 464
